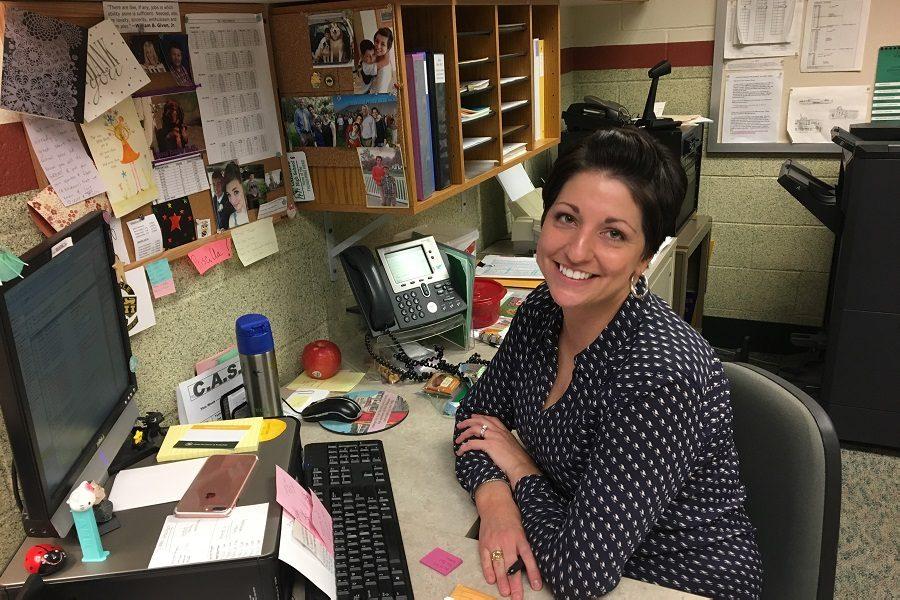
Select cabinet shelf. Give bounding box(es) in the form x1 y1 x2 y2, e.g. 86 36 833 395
499 51 528 61
461 109 495 124
462 136 494 151
498 23 527 34
460 85 495 98
458 56 494 67
457 29 491 37
501 99 529 113
502 124 528 137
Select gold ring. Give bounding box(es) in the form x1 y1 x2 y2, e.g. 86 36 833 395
479 424 489 438
490 549 504 562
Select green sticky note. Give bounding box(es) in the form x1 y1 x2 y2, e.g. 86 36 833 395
0 251 26 283
145 259 173 286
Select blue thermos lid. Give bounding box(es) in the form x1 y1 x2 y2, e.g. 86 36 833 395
235 314 275 355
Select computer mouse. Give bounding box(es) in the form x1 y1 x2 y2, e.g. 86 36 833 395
301 396 362 423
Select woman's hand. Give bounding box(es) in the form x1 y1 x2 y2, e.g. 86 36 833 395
456 415 542 488
475 481 543 599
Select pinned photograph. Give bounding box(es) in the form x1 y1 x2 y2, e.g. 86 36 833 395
149 91 205 161
159 33 193 88
281 96 336 150
309 12 354 68
352 7 397 95
129 35 167 74
207 161 250 231
357 146 407 208
266 169 284 191
240 163 267 210
333 93 399 149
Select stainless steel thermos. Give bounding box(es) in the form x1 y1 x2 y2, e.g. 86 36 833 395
235 314 283 417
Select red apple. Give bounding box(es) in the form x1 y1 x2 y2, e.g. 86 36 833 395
302 340 342 380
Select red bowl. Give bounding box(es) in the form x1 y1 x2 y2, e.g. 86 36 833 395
472 278 506 329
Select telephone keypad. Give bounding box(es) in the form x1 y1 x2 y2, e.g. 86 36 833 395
391 278 464 330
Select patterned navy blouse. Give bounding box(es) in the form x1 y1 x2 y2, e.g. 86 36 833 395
455 284 763 599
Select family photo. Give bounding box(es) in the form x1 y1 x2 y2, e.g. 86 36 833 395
357 146 406 208
281 95 337 150
149 91 205 161
351 8 397 95
207 161 250 230
308 12 354 67
333 93 399 149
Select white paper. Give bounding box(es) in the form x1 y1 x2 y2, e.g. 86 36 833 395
725 0 804 59
151 155 210 203
123 266 156 336
176 356 243 424
282 389 329 419
722 68 784 143
787 85 870 143
109 458 207 512
186 14 282 164
476 255 543 279
148 503 269 569
126 216 163 260
180 428 246 444
103 2 181 34
279 510 336 600
231 217 278 267
108 216 131 264
736 0 796 45
257 196 288 219
801 0 870 72
22 116 107 206
495 163 535 202
84 21 151 123
287 151 314 203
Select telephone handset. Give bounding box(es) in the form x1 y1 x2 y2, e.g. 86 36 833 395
339 236 467 335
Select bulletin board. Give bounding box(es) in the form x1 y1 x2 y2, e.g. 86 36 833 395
708 0 900 154
1 1 290 270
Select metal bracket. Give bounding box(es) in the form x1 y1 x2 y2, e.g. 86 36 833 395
324 212 391 281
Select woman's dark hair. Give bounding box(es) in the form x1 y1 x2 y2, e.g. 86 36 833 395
223 162 242 187
374 27 394 49
542 126 687 260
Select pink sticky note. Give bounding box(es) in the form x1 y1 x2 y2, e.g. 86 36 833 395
420 547 463 576
151 278 176 299
275 465 312 522
309 489 334 555
188 238 232 275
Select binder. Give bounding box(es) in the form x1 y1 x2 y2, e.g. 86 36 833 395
405 52 435 201
426 52 451 191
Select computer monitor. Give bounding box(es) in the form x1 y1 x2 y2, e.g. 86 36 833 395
0 212 137 538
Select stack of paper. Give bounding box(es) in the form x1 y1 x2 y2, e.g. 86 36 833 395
476 254 544 289
460 106 492 123
157 417 264 462
462 136 492 150
503 142 528 160
501 99 529 113
459 79 490 93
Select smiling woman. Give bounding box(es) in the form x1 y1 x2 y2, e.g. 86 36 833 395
453 127 764 600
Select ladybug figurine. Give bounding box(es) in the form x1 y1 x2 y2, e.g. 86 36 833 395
24 544 67 575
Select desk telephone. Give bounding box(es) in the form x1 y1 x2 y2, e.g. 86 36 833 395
339 236 467 335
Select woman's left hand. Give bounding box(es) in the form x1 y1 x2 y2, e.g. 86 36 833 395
456 415 541 488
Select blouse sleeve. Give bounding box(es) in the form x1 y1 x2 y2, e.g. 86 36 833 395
513 372 711 599
454 308 529 496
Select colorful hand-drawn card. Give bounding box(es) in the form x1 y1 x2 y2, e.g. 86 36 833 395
0 9 88 122
152 196 196 249
84 20 150 123
26 187 111 237
81 98 159 217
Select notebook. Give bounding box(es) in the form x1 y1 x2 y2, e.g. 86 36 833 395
157 417 263 462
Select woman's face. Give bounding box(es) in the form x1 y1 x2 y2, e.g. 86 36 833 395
536 171 648 314
374 33 390 57
226 179 246 212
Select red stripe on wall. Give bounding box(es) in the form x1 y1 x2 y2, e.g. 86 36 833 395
561 40 714 74
0 122 38 197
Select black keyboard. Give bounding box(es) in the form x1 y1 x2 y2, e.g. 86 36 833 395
303 440 414 600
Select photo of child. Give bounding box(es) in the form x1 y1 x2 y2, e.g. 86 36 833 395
281 96 337 150
207 161 250 230
148 91 205 161
357 146 406 208
352 8 397 95
309 12 354 68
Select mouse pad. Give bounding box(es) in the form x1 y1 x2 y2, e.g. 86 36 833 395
319 390 409 435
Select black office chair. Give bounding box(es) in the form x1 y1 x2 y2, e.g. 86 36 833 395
724 362 841 600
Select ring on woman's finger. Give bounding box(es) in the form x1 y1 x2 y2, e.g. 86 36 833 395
479 424 489 439
490 549 504 562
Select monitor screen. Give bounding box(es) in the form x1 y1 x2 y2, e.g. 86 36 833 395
384 245 432 284
4 226 129 510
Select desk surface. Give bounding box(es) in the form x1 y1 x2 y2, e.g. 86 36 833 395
298 344 703 600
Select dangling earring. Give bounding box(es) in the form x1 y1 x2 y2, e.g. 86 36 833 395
630 274 648 300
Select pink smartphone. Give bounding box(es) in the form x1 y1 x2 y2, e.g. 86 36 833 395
174 454 258 518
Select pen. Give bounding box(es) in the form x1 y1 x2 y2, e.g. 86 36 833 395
506 557 524 576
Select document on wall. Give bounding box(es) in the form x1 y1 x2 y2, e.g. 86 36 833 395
726 0 804 59
185 14 282 164
787 85 870 143
126 215 163 260
83 20 151 123
103 2 182 34
22 116 106 206
151 155 210 203
736 0 796 45
122 265 156 336
801 0 870 72
148 503 269 569
230 217 278 267
722 64 784 143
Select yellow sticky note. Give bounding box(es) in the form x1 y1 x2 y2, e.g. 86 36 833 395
285 370 365 393
231 217 278 266
449 584 496 600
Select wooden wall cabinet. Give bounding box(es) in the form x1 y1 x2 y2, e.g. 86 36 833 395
271 0 560 215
